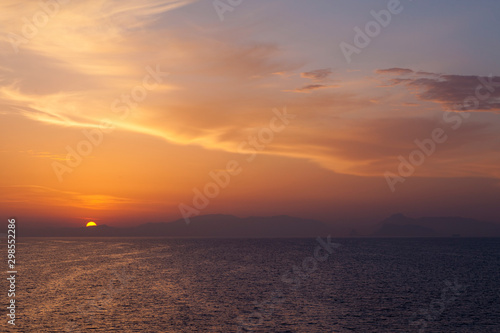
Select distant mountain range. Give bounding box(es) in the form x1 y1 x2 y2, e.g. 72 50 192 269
21 214 330 238
371 213 500 237
18 213 500 238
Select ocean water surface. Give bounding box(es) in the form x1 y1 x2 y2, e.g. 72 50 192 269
9 238 500 332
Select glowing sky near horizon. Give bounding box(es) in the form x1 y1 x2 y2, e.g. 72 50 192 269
1 0 499 227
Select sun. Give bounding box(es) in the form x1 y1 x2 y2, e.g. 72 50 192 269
86 221 97 227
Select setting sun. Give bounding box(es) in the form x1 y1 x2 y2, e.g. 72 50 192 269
86 221 97 227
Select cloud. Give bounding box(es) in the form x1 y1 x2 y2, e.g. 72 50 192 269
19 150 67 161
409 75 500 111
289 84 338 93
288 68 338 93
2 0 500 189
0 185 138 210
277 116 500 178
301 68 333 81
375 68 414 75
377 68 500 112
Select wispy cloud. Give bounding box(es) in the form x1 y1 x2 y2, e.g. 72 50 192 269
375 68 414 75
0 185 139 210
288 84 339 93
301 68 333 81
377 68 500 112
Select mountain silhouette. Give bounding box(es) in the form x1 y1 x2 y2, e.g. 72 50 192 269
371 214 500 237
18 213 500 238
21 214 330 238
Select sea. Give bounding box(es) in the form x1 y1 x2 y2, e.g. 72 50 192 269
5 237 500 332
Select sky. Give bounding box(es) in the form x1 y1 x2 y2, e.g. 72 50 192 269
1 0 500 228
